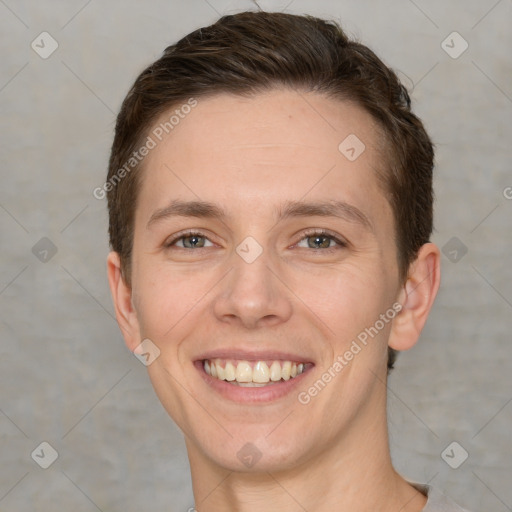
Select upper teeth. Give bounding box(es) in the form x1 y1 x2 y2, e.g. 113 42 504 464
204 359 306 384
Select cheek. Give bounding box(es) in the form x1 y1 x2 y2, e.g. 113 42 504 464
297 260 390 326
132 261 213 341
291 261 396 373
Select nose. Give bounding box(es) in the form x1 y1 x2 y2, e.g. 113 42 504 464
212 241 293 329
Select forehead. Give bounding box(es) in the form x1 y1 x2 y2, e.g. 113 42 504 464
136 89 392 232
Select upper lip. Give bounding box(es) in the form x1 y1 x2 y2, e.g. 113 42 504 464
195 349 314 364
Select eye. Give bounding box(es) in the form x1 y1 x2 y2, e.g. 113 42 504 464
164 231 214 249
164 229 347 252
295 229 347 251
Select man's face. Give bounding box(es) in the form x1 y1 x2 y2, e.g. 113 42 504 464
127 89 402 471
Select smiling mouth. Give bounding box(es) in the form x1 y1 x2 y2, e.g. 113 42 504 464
202 358 313 387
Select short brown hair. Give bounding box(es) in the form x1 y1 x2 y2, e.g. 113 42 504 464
106 11 435 371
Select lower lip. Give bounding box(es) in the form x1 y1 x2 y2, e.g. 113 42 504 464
194 361 312 404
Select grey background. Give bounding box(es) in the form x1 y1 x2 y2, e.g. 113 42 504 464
0 0 511 510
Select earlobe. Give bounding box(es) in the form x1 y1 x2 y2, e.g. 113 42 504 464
106 252 140 352
388 243 441 351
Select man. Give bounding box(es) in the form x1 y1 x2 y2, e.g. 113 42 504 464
105 10 470 511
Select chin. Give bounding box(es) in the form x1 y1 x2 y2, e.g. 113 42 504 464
202 435 307 474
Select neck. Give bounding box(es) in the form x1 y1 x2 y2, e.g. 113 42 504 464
185 383 427 512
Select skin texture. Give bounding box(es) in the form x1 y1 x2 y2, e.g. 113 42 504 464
107 89 440 511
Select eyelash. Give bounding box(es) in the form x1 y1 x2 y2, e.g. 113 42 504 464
164 229 347 252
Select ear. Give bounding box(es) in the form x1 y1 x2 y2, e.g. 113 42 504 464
388 243 441 351
106 251 140 352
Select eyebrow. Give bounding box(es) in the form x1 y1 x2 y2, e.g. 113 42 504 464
146 198 373 232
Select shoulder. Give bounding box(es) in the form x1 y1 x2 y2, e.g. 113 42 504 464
412 483 472 512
